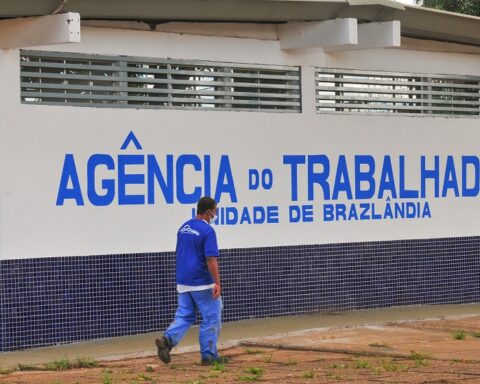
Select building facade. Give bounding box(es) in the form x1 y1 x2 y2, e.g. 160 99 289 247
0 0 479 351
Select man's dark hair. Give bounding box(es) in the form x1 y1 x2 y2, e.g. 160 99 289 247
197 196 217 214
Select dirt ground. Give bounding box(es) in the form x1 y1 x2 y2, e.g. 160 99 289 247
2 316 480 384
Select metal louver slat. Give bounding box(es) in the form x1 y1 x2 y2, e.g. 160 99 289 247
319 95 480 107
316 86 480 99
21 72 300 90
22 50 297 71
21 82 300 99
21 100 297 113
22 92 301 107
316 103 480 113
316 76 480 90
22 61 300 81
316 68 480 117
20 50 301 112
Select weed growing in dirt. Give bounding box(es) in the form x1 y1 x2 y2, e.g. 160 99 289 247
409 350 430 366
170 365 187 371
0 366 14 375
245 367 264 375
75 357 98 368
302 370 315 378
380 358 403 372
329 363 348 369
453 330 467 340
211 361 226 372
263 354 273 363
145 365 154 373
44 357 72 371
245 348 264 355
18 357 98 372
472 332 480 338
137 373 153 381
354 360 370 369
239 367 264 381
102 369 112 384
325 371 343 380
17 363 38 371
284 358 297 365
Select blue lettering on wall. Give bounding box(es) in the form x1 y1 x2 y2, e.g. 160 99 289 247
56 132 237 206
308 155 330 201
462 156 479 197
176 154 202 204
147 154 174 204
421 155 440 198
378 156 397 199
87 154 115 206
355 155 375 199
332 155 352 200
56 132 478 218
442 156 460 197
215 155 237 203
57 154 84 206
399 155 419 199
282 155 305 201
118 154 145 205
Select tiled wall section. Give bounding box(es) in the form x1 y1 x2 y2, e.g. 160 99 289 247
1 236 479 351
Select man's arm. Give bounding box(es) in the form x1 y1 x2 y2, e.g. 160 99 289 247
206 257 221 299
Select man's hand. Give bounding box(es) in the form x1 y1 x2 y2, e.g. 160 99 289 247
212 283 221 299
206 257 221 299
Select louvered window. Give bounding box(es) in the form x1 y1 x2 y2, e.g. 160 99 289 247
316 69 480 116
20 50 301 112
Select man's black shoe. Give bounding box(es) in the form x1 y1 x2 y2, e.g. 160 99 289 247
155 336 172 364
200 356 230 366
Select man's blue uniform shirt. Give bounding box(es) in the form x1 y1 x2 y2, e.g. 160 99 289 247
176 219 219 286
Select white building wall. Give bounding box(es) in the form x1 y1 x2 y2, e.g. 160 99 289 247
0 26 479 260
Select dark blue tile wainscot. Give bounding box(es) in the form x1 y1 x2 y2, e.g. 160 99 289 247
0 236 479 351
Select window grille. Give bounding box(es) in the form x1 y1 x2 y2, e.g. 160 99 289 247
316 69 480 117
20 50 301 112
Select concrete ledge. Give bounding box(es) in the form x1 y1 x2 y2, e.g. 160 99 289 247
1 304 479 368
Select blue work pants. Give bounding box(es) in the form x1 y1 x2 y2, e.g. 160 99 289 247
164 289 222 360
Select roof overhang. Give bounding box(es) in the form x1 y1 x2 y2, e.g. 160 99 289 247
0 0 479 47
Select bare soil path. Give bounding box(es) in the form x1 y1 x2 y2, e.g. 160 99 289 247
1 316 480 383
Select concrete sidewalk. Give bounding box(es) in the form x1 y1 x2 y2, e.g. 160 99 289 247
1 304 480 368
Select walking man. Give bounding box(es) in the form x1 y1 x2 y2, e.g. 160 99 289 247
156 196 227 365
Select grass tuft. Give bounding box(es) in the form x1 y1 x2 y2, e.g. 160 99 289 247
284 358 297 365
0 366 15 375
75 357 98 368
239 367 264 381
102 369 112 384
354 360 370 369
245 348 264 355
409 350 430 366
303 370 315 378
137 373 153 381
17 363 40 371
45 357 72 371
453 330 467 340
211 361 226 372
